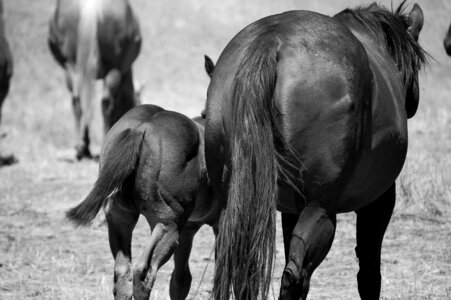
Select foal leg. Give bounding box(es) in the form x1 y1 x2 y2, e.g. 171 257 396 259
133 187 189 300
280 205 336 300
169 222 201 300
105 195 139 300
355 183 395 300
133 221 180 300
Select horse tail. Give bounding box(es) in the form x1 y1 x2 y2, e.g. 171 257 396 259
66 128 145 226
75 0 101 133
214 35 285 299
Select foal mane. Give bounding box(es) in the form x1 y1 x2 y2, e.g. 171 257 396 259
338 1 428 86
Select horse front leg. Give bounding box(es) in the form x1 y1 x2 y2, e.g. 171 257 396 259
65 66 91 160
355 183 395 300
279 205 336 300
169 222 201 300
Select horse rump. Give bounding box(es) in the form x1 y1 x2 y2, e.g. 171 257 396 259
66 128 145 226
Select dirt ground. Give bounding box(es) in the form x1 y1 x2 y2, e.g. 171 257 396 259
1 0 451 299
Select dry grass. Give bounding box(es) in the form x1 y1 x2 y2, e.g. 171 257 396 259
0 0 450 299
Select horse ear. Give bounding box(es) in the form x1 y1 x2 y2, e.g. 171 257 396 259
204 55 215 78
407 4 423 41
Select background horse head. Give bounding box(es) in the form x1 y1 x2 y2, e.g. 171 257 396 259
48 0 141 160
205 1 428 299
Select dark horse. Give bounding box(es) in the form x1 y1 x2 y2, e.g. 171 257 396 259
48 0 141 159
444 23 451 55
0 0 14 166
205 2 427 299
66 57 220 300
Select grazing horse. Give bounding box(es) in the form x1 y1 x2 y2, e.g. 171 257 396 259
444 23 451 55
48 0 141 159
205 2 427 299
0 0 14 167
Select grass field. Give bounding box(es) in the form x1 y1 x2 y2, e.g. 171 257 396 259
0 0 450 299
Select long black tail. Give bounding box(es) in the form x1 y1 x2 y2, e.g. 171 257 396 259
213 35 284 299
66 128 145 226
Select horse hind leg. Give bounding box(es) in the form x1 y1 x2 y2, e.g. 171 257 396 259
355 183 395 300
105 193 140 300
133 187 189 300
279 205 336 300
169 222 201 300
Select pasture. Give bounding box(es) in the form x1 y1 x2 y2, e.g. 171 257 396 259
0 0 450 299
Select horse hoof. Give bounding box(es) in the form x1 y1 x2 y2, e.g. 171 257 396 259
75 145 92 160
0 154 18 167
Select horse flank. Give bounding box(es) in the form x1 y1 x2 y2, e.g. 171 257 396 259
66 128 145 226
76 0 102 132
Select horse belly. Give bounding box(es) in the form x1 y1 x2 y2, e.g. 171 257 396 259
337 109 408 212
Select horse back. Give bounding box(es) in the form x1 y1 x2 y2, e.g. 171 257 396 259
48 0 141 75
96 0 141 75
208 10 409 213
103 105 207 216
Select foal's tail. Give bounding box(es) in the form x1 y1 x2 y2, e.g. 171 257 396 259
75 0 101 133
214 35 287 300
66 129 145 226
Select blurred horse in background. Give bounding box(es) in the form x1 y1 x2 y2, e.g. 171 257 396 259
205 1 427 299
66 58 221 300
48 0 141 160
444 23 451 55
0 0 15 167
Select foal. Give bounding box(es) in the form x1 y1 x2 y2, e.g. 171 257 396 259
67 56 218 300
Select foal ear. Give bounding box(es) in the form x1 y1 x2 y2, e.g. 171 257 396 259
407 4 424 41
204 55 215 78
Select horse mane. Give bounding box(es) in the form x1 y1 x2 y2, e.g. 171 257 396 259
338 1 428 86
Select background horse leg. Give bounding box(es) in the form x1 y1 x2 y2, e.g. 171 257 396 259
65 66 91 159
280 205 336 300
355 183 395 300
169 222 201 300
105 194 139 300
